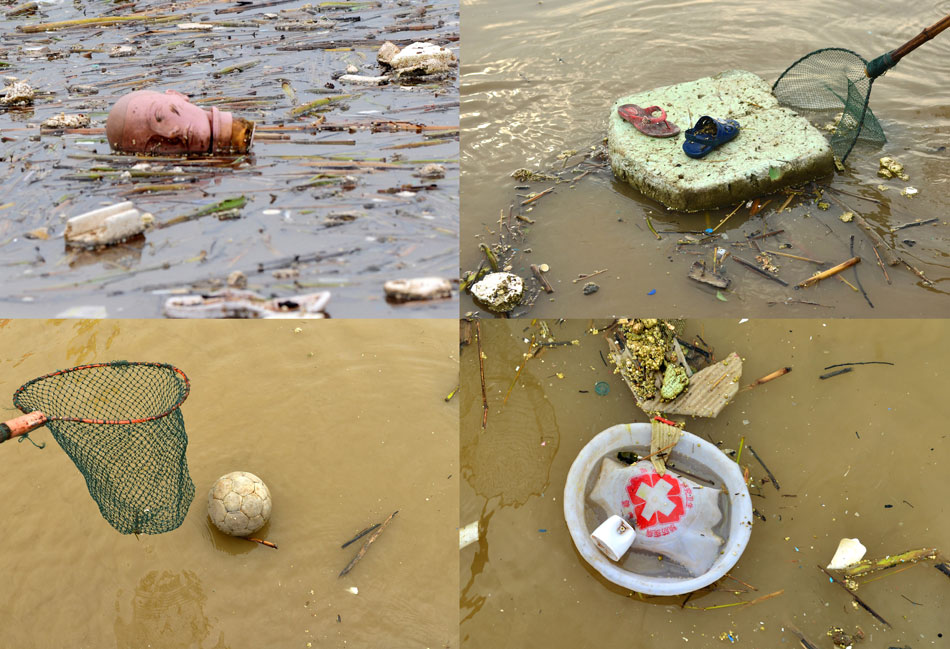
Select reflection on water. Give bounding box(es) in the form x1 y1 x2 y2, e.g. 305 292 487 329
460 319 950 648
460 327 560 507
0 319 458 648
461 0 950 316
114 570 227 649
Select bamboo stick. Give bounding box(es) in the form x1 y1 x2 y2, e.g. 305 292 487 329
797 257 860 288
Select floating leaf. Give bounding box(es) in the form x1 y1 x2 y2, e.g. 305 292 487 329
716 290 728 302
768 166 780 181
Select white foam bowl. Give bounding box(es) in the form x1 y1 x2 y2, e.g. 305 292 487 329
563 423 753 595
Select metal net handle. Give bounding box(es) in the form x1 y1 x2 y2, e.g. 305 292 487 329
0 362 190 443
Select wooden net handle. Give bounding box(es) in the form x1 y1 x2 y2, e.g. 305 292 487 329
892 13 950 62
0 412 48 443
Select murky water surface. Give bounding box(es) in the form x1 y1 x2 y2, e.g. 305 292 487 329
0 318 458 647
460 319 949 647
1 0 458 317
461 0 950 317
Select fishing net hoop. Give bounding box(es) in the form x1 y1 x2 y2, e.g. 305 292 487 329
9 361 195 536
772 47 885 163
13 360 190 424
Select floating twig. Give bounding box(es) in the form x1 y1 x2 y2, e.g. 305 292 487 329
824 361 894 370
817 565 890 627
572 268 607 283
339 510 398 578
244 537 278 549
871 245 891 284
475 320 488 429
819 367 852 380
747 445 780 490
890 217 938 232
520 186 554 206
645 213 661 240
530 264 554 294
731 254 789 286
749 229 784 240
444 385 458 402
797 256 860 288
850 236 873 308
341 523 380 549
743 366 791 390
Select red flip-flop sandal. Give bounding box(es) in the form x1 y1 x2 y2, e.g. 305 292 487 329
617 104 680 138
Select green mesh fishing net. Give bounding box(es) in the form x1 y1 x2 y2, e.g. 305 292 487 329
773 47 888 163
8 361 195 535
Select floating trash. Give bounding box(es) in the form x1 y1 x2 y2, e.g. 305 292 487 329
106 89 255 154
594 381 610 396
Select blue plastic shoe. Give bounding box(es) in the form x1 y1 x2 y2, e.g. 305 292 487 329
683 116 740 159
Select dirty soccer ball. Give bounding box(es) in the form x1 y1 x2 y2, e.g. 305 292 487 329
208 471 272 537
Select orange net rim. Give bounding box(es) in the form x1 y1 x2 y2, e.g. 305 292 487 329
13 361 190 425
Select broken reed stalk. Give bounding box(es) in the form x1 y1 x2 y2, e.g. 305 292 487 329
160 196 247 227
762 250 824 264
339 510 398 578
798 256 860 288
742 366 791 390
17 12 186 32
731 254 789 286
712 201 744 233
475 320 488 429
478 243 498 272
844 547 939 578
530 264 554 293
290 94 354 117
685 589 783 610
341 523 380 549
817 565 890 627
645 213 661 240
639 441 678 465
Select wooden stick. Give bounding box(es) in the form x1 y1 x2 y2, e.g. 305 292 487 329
572 268 608 283
341 523 380 549
817 565 890 627
871 245 891 283
797 256 860 288
731 255 789 286
530 264 554 294
475 321 488 429
852 213 900 266
339 510 398 577
747 445 780 490
520 186 554 206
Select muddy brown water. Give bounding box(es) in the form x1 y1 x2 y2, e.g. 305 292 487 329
0 0 458 318
460 319 950 648
0 318 458 647
460 0 950 317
